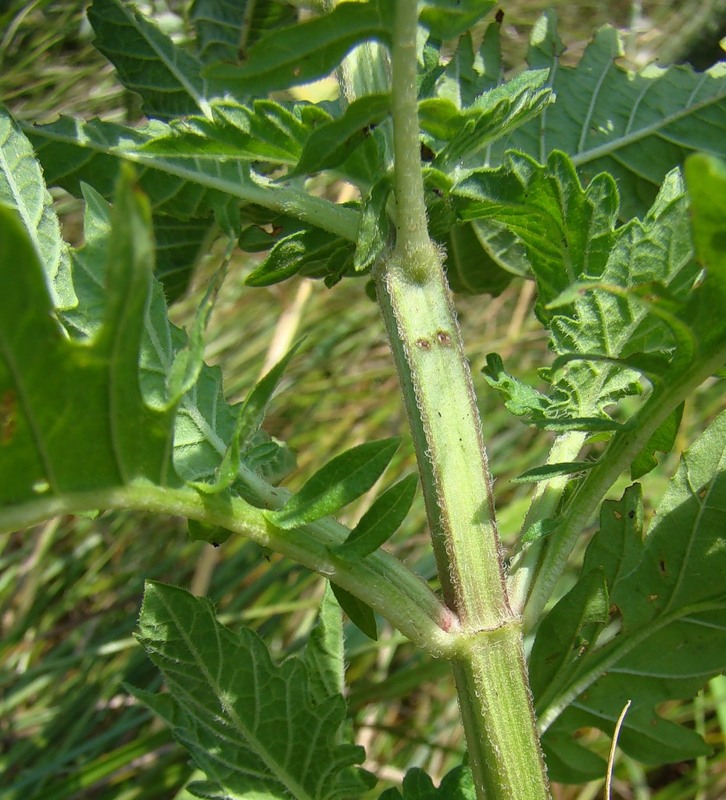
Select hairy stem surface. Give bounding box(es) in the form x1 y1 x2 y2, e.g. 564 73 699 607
377 2 551 797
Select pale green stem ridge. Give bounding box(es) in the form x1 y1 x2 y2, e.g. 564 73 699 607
0 483 457 657
523 344 726 630
381 3 551 796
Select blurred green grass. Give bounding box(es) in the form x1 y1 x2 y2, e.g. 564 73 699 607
1 2 724 798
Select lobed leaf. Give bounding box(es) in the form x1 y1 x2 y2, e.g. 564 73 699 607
534 415 726 780
266 438 401 529
88 0 216 121
135 581 374 799
505 12 726 219
423 70 553 172
455 154 707 427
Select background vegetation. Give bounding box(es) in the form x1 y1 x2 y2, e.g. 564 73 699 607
1 2 724 798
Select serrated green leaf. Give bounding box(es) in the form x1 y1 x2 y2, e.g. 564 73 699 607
190 0 297 64
27 115 359 240
538 416 726 776
379 765 475 799
330 583 377 642
419 0 496 41
205 0 393 95
141 99 309 166
294 94 390 176
304 583 346 704
135 581 374 799
0 168 177 506
267 438 401 529
456 154 707 427
88 0 215 121
338 474 418 559
0 105 74 310
494 10 726 219
429 70 552 171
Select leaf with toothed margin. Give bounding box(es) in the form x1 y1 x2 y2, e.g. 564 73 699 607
293 94 391 177
88 0 219 121
0 105 74 310
455 154 707 428
134 581 375 799
534 416 726 781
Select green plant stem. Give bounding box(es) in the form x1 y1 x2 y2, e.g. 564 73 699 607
0 483 457 657
508 430 588 614
377 2 551 796
522 344 726 630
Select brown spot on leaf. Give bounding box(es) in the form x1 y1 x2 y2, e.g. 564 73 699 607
416 338 432 350
436 330 452 346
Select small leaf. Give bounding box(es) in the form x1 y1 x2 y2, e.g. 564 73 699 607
354 174 393 272
330 582 378 641
194 342 302 494
512 461 596 484
304 583 345 704
630 402 683 479
267 438 401 529
379 764 476 799
419 0 496 41
433 70 552 170
0 105 74 309
338 474 418 559
530 569 610 704
294 94 391 176
188 519 231 546
205 0 394 94
246 228 352 287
